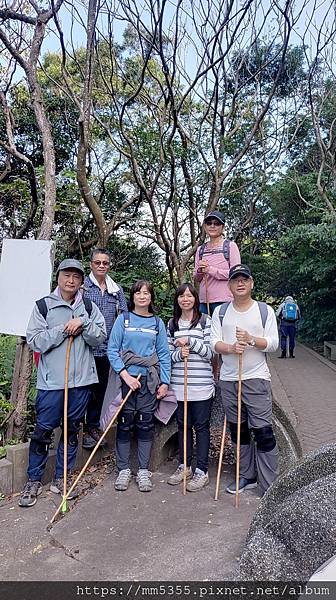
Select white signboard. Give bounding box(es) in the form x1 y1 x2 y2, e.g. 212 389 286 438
0 239 55 336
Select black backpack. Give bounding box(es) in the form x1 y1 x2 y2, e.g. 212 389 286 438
36 296 93 319
168 313 208 337
198 239 230 262
123 311 160 333
218 300 268 329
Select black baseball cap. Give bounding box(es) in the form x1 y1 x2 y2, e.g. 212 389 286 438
228 264 252 280
204 210 225 225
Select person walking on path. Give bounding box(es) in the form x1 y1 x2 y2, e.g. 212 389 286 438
19 259 106 508
194 210 241 317
82 248 127 449
167 283 214 492
107 280 171 493
276 295 301 359
210 264 279 495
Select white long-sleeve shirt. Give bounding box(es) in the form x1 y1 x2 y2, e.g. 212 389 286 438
210 300 279 381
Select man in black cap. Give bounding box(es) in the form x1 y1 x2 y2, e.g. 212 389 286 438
210 264 279 495
18 259 106 508
194 210 241 317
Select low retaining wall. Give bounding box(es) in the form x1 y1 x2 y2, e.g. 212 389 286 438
0 418 178 496
0 375 302 496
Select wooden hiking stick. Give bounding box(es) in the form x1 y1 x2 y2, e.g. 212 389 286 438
183 356 188 496
62 336 73 514
205 274 210 316
214 415 227 501
235 354 243 509
50 374 141 525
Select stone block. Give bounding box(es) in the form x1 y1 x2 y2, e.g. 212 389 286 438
6 442 29 493
0 458 13 495
324 341 336 361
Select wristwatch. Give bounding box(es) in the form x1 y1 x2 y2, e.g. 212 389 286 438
249 337 256 347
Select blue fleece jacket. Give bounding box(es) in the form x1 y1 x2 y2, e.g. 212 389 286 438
107 312 171 385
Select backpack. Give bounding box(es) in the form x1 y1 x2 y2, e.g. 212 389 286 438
219 301 268 330
34 296 93 368
123 311 160 333
168 313 208 337
199 239 230 262
283 301 298 321
36 296 93 319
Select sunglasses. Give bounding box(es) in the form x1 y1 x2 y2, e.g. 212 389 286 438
92 260 110 266
205 220 223 226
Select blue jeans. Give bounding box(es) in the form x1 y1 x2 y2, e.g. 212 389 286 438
27 386 91 481
177 398 212 473
200 302 223 317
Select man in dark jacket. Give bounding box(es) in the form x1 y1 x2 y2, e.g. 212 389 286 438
82 248 127 449
19 259 106 508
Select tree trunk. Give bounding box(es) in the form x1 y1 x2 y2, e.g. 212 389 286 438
7 338 33 441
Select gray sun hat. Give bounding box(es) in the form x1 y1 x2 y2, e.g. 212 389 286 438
57 258 85 277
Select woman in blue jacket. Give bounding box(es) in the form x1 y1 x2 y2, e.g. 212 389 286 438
108 280 170 492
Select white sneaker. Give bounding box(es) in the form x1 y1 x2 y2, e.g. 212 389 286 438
114 469 132 491
136 469 152 492
186 468 209 492
167 465 192 486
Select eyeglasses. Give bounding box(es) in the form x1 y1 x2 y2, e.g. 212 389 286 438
92 260 110 266
205 220 222 226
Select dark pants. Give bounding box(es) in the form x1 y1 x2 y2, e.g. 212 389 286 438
219 379 279 493
27 386 91 481
85 356 110 430
177 398 212 473
280 323 296 352
116 378 157 471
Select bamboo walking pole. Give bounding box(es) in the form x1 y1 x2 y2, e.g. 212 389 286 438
183 357 188 496
205 274 210 316
50 374 141 524
214 415 227 500
61 336 73 514
235 354 243 509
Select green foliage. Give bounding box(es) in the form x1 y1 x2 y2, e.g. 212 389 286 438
0 336 17 401
0 396 13 426
107 237 175 323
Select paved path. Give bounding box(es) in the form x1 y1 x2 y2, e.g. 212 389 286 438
0 461 260 581
269 343 336 454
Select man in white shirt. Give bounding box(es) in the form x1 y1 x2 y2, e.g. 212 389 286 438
210 264 279 495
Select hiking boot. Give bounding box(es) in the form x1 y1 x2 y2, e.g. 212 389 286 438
278 350 286 359
18 480 42 508
186 469 209 492
82 428 108 450
50 477 79 500
136 469 152 492
167 465 192 486
226 476 257 494
114 468 132 491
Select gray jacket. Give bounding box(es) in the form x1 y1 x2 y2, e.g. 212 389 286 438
26 292 107 390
